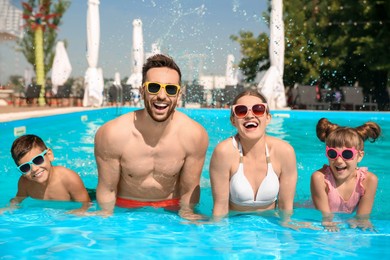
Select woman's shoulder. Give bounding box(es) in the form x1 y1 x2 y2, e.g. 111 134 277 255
266 135 292 147
266 135 294 154
213 137 236 154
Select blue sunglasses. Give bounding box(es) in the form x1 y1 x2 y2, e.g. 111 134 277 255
17 150 48 174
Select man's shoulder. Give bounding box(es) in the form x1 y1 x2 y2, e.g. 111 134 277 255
97 112 134 136
175 111 205 131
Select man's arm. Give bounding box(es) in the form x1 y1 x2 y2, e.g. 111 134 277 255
178 122 208 220
95 123 122 216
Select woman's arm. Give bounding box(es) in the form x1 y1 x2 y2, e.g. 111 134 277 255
210 140 232 220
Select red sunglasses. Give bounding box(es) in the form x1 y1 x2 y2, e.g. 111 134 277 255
326 146 358 161
231 104 267 118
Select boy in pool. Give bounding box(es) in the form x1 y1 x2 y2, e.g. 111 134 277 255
311 118 381 231
1 134 90 213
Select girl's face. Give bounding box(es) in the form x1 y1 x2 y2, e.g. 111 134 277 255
231 95 271 140
17 147 54 183
327 146 364 181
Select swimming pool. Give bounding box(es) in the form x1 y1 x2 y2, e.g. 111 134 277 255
0 108 389 258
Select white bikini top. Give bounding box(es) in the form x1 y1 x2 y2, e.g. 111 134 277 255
229 137 280 207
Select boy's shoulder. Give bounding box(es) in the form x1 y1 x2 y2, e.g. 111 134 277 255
52 166 79 181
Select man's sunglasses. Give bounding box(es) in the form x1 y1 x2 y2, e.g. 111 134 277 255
143 82 181 96
231 104 267 119
326 146 358 161
17 150 47 174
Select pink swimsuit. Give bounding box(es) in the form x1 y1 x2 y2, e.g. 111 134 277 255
323 165 367 213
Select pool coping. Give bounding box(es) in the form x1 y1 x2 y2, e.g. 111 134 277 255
0 107 101 122
1 106 388 123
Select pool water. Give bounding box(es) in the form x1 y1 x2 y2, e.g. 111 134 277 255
0 108 389 258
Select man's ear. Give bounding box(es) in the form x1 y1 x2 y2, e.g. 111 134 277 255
139 86 144 100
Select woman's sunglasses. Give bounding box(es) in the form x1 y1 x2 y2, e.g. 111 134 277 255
143 82 181 96
232 104 267 118
17 150 47 174
326 146 358 161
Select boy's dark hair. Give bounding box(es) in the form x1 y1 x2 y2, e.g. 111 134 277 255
142 54 182 85
11 134 47 164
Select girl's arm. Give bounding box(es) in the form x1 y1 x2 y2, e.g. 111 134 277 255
311 170 338 231
349 171 378 231
356 171 378 216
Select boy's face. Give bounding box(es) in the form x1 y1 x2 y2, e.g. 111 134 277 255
17 147 54 183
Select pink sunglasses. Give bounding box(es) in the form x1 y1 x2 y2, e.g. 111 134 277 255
326 146 358 161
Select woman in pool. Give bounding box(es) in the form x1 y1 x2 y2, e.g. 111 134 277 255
311 118 381 231
210 90 298 227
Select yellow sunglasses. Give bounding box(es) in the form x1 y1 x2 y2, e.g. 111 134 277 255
143 82 181 96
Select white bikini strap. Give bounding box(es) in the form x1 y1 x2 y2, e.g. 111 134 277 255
233 136 270 163
232 136 244 162
265 143 271 164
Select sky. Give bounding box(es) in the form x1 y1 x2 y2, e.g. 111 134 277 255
0 0 269 84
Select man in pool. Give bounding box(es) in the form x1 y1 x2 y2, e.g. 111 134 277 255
94 54 209 220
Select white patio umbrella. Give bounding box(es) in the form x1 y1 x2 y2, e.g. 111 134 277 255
24 67 34 90
51 41 72 95
126 19 143 88
83 0 103 107
257 0 287 109
114 72 121 86
225 54 238 86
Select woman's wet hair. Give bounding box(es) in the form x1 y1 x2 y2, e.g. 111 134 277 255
316 118 381 150
11 134 47 164
142 54 182 85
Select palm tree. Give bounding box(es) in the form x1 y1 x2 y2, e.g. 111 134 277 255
20 0 70 106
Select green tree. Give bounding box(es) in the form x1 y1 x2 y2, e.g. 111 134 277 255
232 0 389 110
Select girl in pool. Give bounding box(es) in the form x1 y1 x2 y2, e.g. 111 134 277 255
311 118 381 231
210 90 299 228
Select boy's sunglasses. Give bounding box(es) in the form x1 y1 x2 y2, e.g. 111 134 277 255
143 82 181 96
17 150 47 174
326 146 358 161
232 104 267 118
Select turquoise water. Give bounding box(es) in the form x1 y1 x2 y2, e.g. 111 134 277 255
0 108 389 258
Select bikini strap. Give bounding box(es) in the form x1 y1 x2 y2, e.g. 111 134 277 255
232 136 244 163
265 143 271 164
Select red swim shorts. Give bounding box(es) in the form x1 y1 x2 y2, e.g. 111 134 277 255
116 197 180 210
